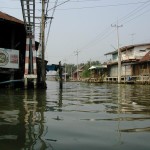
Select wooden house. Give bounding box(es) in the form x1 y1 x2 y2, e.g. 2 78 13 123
105 43 150 83
72 65 84 81
87 65 107 82
0 11 26 86
0 11 46 88
136 51 150 83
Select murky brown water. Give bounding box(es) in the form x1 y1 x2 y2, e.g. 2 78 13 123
0 81 150 150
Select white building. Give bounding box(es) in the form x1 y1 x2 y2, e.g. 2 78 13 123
105 43 150 81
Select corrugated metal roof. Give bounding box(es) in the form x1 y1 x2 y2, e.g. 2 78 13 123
89 65 107 70
107 59 139 66
0 11 23 24
140 51 150 62
105 43 150 55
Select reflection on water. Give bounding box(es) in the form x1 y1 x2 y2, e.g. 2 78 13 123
23 90 48 149
0 82 150 150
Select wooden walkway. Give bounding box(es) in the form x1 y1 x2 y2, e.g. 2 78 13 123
81 75 150 84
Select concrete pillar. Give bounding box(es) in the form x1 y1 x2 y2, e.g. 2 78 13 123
33 78 37 89
24 78 27 89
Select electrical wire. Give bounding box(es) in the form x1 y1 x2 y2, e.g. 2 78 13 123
46 0 50 14
77 0 150 53
45 0 71 51
35 0 150 63
119 0 150 23
47 0 70 12
123 7 150 25
45 0 59 50
58 0 150 63
1 1 148 11
56 1 149 10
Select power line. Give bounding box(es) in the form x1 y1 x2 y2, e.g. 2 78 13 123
45 0 50 16
122 7 150 25
45 0 71 48
43 0 150 64
56 1 149 10
1 1 148 11
76 0 150 53
49 0 148 4
45 0 59 49
119 0 150 23
50 0 150 54
48 0 70 12
63 1 150 63
74 50 80 80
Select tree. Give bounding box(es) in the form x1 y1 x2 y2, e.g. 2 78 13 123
62 60 101 79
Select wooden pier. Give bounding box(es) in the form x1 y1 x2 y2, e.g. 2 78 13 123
83 75 150 85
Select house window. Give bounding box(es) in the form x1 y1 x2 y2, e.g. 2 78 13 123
141 64 147 69
139 50 146 52
112 54 117 60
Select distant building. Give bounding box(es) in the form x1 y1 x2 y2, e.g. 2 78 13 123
72 65 85 80
87 65 107 82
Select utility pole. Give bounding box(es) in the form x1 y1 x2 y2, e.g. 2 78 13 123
59 61 63 89
64 59 67 82
41 0 46 87
130 33 135 45
90 59 91 67
74 50 80 81
37 22 42 58
111 22 123 83
71 67 73 80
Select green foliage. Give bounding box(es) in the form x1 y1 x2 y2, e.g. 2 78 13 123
63 63 76 75
81 68 90 78
63 60 101 78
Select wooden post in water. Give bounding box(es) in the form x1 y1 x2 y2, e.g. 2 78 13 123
41 0 46 88
59 61 63 89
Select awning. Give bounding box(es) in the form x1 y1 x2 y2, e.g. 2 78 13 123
88 65 107 70
88 66 96 70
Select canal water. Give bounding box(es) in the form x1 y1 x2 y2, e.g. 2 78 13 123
0 81 150 150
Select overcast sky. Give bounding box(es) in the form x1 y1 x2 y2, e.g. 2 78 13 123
1 0 150 65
